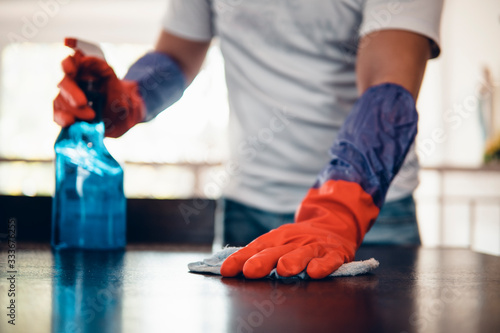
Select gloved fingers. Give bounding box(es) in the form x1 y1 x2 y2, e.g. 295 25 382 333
53 93 95 123
53 107 75 127
79 56 117 81
220 246 263 277
242 244 298 279
58 76 88 108
61 54 79 76
61 50 115 82
276 243 328 277
306 251 345 279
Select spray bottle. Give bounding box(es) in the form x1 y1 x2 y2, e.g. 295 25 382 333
52 38 126 250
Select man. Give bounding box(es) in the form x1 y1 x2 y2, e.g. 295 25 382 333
54 0 443 278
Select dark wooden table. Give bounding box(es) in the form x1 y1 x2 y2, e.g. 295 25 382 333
0 243 499 333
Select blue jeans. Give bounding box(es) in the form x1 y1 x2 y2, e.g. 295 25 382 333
222 195 420 247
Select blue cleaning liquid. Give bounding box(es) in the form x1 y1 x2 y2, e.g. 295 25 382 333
52 81 126 250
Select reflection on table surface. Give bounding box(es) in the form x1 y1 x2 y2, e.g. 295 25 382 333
0 244 499 333
52 250 124 333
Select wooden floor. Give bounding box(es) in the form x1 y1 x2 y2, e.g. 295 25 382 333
0 243 499 333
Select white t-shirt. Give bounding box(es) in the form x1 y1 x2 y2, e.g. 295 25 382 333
162 0 443 213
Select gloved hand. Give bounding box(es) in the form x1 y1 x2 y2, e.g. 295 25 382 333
220 180 379 279
53 50 146 138
221 83 419 279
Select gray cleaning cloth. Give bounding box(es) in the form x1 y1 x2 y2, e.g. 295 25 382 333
188 247 379 279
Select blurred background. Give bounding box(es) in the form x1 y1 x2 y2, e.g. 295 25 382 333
0 0 499 254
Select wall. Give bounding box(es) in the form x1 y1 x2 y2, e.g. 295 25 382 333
415 0 500 255
417 0 500 167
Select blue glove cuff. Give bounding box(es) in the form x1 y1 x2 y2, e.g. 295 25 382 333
124 52 186 121
314 83 418 208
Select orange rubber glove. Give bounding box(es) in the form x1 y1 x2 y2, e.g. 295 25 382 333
220 83 419 279
53 50 145 138
220 180 379 279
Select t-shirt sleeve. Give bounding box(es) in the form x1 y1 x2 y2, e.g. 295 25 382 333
162 0 214 42
359 0 444 58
